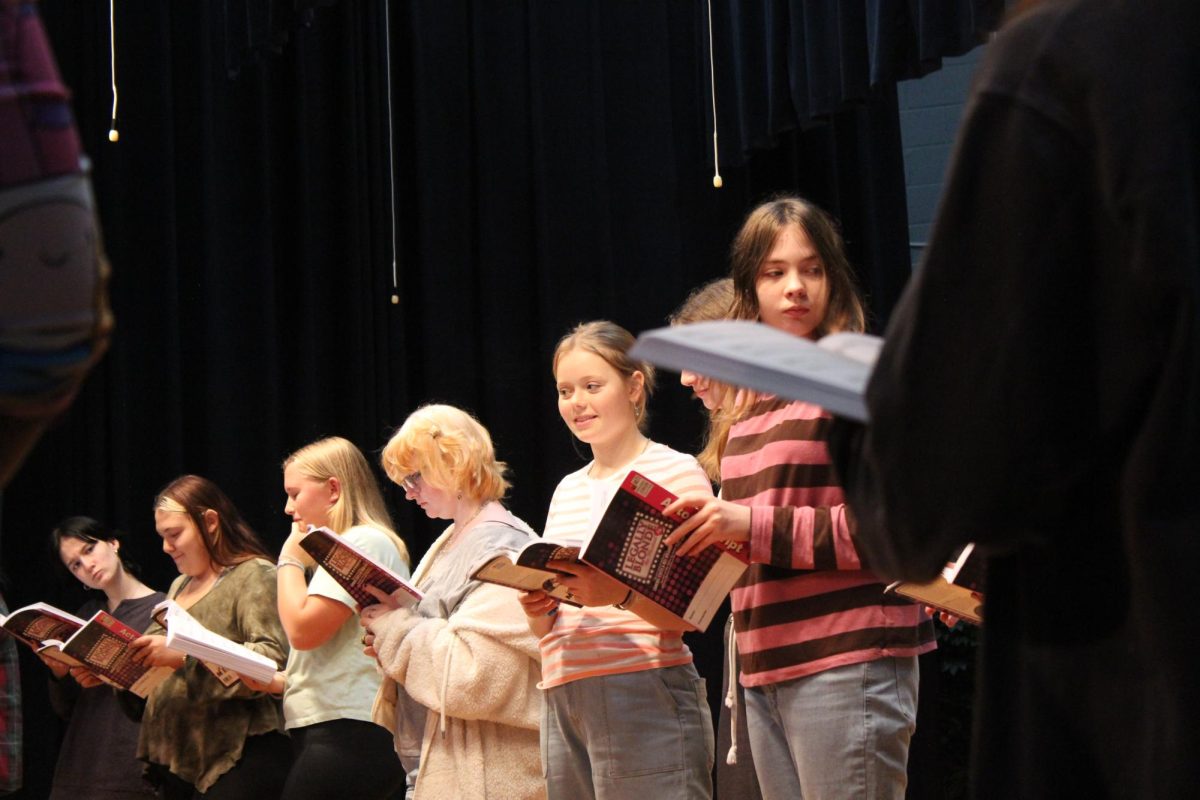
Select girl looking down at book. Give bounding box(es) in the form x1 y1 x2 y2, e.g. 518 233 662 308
668 277 736 483
127 475 290 800
517 320 715 800
43 516 162 799
358 404 545 800
273 436 409 800
669 280 764 800
661 196 936 800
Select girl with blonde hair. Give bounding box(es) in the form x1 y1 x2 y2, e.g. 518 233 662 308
271 436 410 799
361 404 545 799
519 320 715 799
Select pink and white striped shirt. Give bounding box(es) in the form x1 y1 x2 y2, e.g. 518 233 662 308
538 442 714 689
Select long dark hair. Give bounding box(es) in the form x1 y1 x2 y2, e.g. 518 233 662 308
729 195 866 337
154 475 271 568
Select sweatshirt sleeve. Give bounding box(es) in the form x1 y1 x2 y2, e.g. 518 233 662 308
370 582 541 730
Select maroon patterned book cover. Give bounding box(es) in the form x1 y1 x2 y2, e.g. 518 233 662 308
583 471 748 631
300 527 423 609
58 610 172 696
0 603 85 647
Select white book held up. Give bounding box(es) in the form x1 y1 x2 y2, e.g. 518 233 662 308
630 320 881 422
153 599 279 685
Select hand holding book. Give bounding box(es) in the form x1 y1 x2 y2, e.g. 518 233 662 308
127 634 186 670
67 665 107 689
36 649 72 680
544 559 629 607
661 493 752 558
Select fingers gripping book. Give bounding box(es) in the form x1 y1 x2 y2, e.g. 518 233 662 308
473 471 748 631
299 527 423 609
38 610 172 697
152 599 280 686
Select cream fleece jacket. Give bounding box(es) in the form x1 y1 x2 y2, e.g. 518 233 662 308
370 572 545 799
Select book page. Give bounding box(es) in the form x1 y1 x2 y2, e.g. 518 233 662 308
156 600 278 685
817 332 883 366
1 603 87 646
470 555 584 606
631 320 877 421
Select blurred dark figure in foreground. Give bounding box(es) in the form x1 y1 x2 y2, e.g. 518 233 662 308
833 1 1199 798
1 0 112 489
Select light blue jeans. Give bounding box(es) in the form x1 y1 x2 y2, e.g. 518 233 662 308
541 664 714 800
744 656 919 800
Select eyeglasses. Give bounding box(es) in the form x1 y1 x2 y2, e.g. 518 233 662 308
401 472 422 492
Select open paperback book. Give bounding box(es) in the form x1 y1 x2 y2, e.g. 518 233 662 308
470 539 587 607
474 471 749 631
630 320 881 422
152 600 279 686
885 543 985 625
299 527 423 609
39 609 173 696
1 602 87 659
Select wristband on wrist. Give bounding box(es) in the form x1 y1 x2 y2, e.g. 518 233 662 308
613 589 635 610
277 556 306 571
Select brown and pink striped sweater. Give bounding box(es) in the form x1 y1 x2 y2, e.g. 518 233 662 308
723 396 935 687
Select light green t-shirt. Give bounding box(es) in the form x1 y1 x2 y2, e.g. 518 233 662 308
282 524 410 729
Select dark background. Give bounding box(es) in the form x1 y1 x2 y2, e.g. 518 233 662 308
2 1 998 796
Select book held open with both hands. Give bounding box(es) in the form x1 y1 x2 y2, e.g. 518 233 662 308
471 540 587 607
629 320 881 422
299 527 423 609
36 609 173 696
473 471 749 631
152 599 279 686
1 602 86 654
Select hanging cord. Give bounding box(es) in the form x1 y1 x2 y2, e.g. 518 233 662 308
384 0 400 304
724 616 739 764
108 0 119 141
705 0 722 188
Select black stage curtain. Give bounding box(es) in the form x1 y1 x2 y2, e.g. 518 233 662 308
2 2 994 797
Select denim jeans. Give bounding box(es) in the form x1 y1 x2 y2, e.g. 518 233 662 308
541 664 714 800
744 656 918 800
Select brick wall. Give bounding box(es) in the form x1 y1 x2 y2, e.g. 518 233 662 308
898 48 987 267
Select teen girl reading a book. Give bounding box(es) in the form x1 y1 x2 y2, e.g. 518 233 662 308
128 475 290 800
359 404 545 799
663 196 936 800
518 320 715 799
272 436 409 799
42 516 162 799
669 280 764 800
